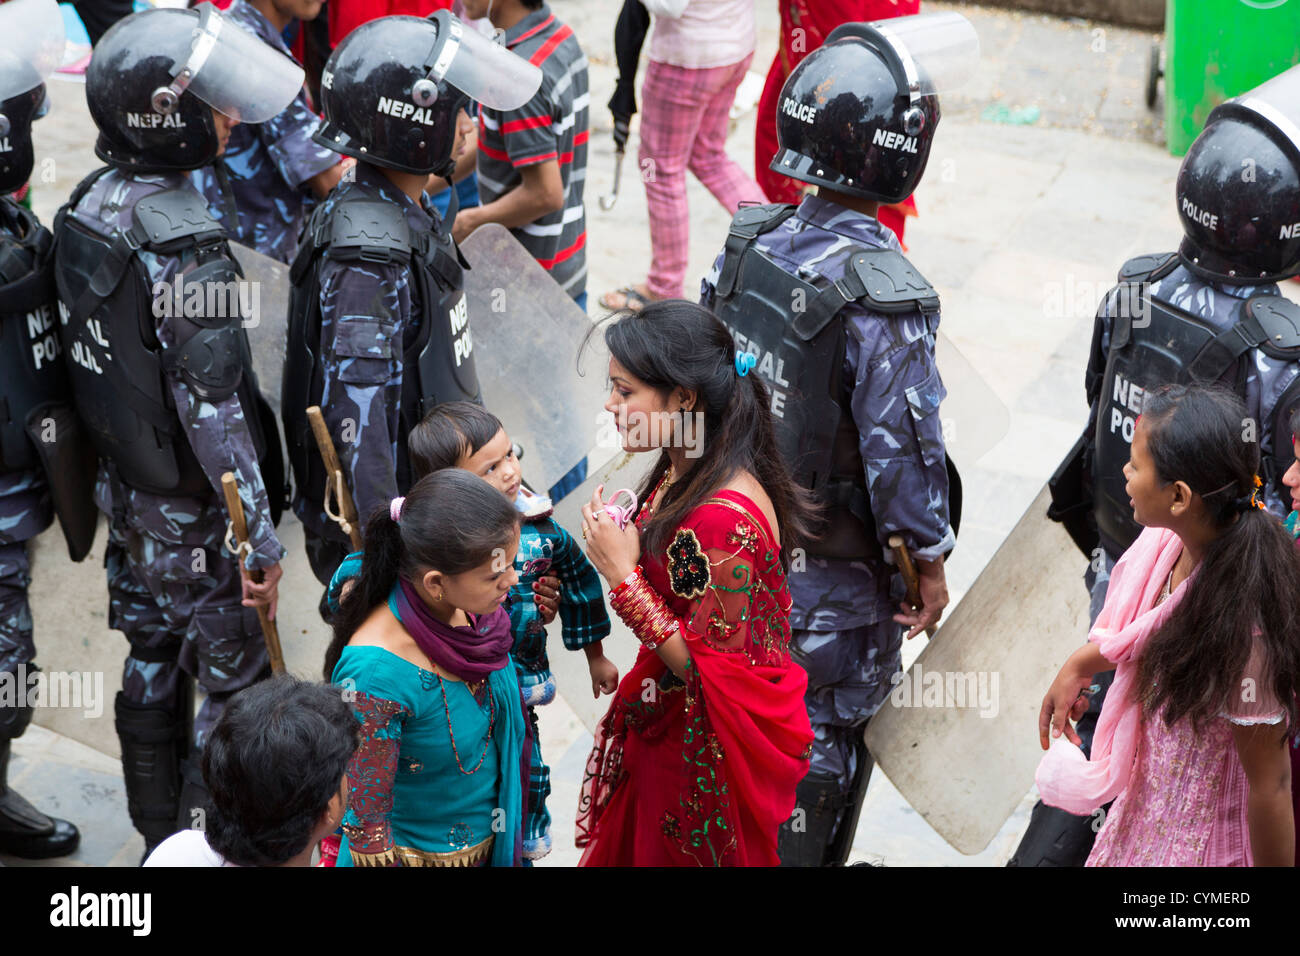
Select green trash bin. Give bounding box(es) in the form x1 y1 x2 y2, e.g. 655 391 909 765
1165 0 1300 156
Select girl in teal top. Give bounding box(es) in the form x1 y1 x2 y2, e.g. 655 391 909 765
323 470 530 867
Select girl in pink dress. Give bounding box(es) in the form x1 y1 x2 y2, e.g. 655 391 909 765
1036 383 1300 866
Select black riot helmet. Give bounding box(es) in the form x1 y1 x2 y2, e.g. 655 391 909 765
314 10 542 177
771 12 978 204
1176 65 1300 283
0 0 64 193
87 3 304 173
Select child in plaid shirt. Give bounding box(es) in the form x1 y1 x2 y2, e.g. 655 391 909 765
329 401 617 860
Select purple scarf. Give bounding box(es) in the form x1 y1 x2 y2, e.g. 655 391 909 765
391 579 514 683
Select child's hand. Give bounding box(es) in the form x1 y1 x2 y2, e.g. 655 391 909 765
588 655 620 699
533 574 560 625
1038 665 1095 751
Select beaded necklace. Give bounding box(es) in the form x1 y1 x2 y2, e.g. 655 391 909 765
436 675 496 775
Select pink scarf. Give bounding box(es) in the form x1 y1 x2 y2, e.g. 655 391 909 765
1035 526 1192 814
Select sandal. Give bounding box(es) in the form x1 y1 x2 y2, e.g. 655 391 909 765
599 285 654 312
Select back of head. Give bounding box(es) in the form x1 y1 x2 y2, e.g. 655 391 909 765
323 468 520 677
408 400 503 480
87 4 303 172
1136 383 1300 731
0 0 65 192
202 675 359 867
1176 64 1300 283
771 12 978 204
600 300 816 558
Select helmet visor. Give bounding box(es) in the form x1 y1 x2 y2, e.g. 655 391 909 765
175 3 304 123
872 11 980 96
0 0 65 102
430 11 542 111
1235 63 1300 155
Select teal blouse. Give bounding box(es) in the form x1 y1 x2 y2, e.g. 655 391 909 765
333 644 513 865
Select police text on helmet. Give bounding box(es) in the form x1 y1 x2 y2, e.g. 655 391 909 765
781 97 817 124
376 96 441 126
872 128 918 154
126 112 187 129
1180 197 1218 230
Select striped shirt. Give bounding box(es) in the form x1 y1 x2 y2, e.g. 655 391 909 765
476 4 589 298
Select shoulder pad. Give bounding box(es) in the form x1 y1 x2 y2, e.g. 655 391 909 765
728 203 797 240
847 249 939 314
1248 295 1300 359
325 199 412 265
1117 252 1178 284
163 326 244 402
132 186 224 252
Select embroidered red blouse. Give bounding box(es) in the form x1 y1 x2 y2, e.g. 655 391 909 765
576 488 813 866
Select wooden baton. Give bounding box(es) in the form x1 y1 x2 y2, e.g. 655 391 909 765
221 472 286 674
307 405 363 551
889 534 936 639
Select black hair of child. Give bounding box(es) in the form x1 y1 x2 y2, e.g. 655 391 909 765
1136 383 1300 733
408 400 505 481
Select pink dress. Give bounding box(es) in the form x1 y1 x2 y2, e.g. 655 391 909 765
1087 642 1286 867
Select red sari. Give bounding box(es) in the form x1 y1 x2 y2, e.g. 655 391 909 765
576 488 813 866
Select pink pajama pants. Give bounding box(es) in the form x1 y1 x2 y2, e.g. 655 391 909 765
639 54 766 300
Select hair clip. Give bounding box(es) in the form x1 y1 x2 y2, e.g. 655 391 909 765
603 488 638 529
390 496 405 523
735 351 757 377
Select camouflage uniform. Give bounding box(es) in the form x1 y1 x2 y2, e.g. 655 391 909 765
65 169 284 745
292 163 439 584
0 470 50 678
702 194 954 792
189 0 339 264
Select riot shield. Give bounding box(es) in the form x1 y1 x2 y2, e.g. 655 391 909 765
863 485 1091 854
229 241 291 417
459 224 620 502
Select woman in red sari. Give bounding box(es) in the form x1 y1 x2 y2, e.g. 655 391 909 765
576 300 817 866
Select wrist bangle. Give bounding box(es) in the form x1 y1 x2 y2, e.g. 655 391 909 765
611 567 640 597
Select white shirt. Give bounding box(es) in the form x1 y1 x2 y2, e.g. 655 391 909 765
643 0 756 70
143 829 238 867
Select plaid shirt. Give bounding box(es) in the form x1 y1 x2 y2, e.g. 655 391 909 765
508 513 609 686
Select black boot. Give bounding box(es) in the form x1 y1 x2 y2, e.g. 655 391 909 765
0 695 80 859
115 692 184 859
1005 800 1100 867
777 771 845 867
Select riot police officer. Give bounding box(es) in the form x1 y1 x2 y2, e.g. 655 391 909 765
701 12 978 866
283 11 540 586
53 3 300 856
0 0 78 860
1020 64 1300 867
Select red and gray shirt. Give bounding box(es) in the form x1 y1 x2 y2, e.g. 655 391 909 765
476 4 589 299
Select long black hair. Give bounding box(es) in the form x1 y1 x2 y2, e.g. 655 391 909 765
322 469 520 679
596 300 818 562
1135 383 1300 733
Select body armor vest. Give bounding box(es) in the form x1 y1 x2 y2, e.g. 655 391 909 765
52 169 281 510
0 198 67 474
712 203 950 559
1093 253 1300 555
283 189 481 516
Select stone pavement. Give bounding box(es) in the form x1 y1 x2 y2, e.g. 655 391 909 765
7 1 1190 867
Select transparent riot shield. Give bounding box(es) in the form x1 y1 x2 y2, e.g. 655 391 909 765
228 241 291 416
459 224 619 502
